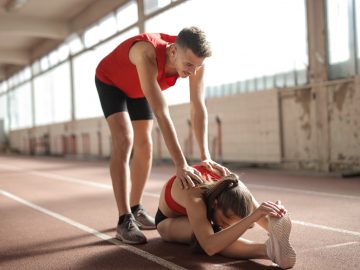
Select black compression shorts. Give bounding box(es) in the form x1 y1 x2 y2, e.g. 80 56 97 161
95 77 153 121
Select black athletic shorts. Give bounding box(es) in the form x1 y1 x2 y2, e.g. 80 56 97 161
95 76 153 120
155 208 168 227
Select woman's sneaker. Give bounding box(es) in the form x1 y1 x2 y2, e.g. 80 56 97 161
265 213 296 269
116 213 147 244
132 205 156 230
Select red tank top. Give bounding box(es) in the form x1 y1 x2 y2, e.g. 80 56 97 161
165 165 222 215
95 33 179 98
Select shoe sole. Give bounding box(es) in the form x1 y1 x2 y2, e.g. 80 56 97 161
268 213 296 269
116 233 147 245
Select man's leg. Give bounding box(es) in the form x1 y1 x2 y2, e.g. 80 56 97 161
130 119 153 206
130 119 156 229
107 112 133 215
106 112 147 244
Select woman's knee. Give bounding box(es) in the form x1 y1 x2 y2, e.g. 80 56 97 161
157 223 171 242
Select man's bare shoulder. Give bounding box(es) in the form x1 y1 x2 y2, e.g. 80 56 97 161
129 41 156 65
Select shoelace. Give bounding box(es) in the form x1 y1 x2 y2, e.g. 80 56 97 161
135 208 146 217
124 217 136 230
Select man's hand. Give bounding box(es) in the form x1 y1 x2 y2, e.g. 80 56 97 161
176 166 204 189
200 159 231 176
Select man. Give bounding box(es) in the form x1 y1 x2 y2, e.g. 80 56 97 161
95 26 229 244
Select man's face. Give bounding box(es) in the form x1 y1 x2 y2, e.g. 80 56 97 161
174 46 205 78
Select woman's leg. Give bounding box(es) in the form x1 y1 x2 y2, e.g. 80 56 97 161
220 238 268 259
157 216 193 243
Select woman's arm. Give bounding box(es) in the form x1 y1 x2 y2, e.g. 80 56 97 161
179 184 284 256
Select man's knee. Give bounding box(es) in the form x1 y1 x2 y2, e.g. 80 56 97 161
111 133 133 153
134 138 153 155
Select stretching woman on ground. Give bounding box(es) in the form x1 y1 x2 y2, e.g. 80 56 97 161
156 164 296 269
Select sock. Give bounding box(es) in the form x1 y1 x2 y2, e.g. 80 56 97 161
131 204 141 213
118 213 130 225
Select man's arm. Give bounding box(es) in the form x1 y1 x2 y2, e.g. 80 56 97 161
189 66 230 175
129 41 203 187
189 66 211 161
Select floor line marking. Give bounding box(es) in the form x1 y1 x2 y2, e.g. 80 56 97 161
1 163 358 200
2 164 360 237
213 260 247 266
292 220 360 237
0 189 188 270
29 171 158 198
247 184 359 200
299 241 359 253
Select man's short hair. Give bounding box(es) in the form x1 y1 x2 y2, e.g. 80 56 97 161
175 26 212 58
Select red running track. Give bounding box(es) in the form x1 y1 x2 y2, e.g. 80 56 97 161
0 154 359 270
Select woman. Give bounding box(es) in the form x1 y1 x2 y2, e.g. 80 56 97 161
156 165 296 269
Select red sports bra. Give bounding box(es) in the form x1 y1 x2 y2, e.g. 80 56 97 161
164 165 222 215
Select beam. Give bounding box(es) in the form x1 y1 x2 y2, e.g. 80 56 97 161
0 15 69 39
0 68 5 81
0 49 30 65
69 0 127 32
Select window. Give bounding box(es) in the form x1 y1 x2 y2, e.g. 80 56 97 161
67 34 84 55
0 81 7 93
32 60 41 76
116 0 138 30
73 28 139 119
146 0 308 101
326 0 357 78
144 0 171 15
73 50 103 119
0 94 8 134
8 83 32 130
58 44 70 62
33 62 71 125
48 50 60 67
84 24 100 48
40 56 50 71
355 0 360 72
98 14 117 41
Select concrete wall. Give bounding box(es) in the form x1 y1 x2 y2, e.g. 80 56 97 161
8 76 360 172
9 117 111 159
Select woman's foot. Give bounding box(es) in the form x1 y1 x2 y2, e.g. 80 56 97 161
265 213 296 269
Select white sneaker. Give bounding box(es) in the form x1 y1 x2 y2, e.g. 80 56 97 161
265 213 296 269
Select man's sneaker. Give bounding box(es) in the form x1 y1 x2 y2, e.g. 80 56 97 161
116 213 147 244
133 205 156 230
265 213 296 269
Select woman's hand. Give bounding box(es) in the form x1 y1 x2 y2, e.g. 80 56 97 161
176 165 204 189
200 159 231 176
253 200 287 219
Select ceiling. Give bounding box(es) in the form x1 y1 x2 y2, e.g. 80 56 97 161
0 0 128 81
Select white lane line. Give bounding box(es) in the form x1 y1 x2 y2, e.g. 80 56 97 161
29 171 158 199
0 189 187 270
1 163 359 200
213 260 247 267
30 171 112 190
299 241 359 253
2 164 360 238
293 220 360 237
247 184 360 200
